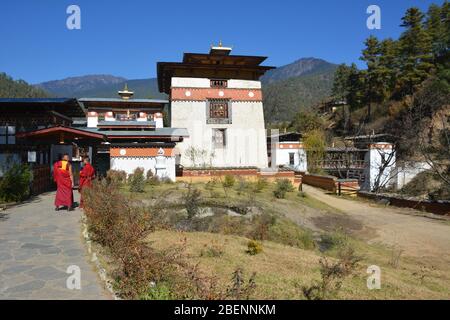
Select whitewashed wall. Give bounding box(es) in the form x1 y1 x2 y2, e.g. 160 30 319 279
110 156 176 181
171 100 268 168
272 145 307 171
170 77 268 168
362 143 396 191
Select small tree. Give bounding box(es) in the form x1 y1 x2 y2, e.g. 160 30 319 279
182 183 202 219
303 129 327 174
129 167 146 193
222 175 236 188
185 146 213 168
273 179 295 199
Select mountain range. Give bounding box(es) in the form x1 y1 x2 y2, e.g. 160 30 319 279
33 57 338 123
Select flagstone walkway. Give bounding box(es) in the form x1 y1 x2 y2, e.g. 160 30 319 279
0 192 109 300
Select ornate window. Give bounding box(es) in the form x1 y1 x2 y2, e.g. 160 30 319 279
210 79 228 88
207 99 231 124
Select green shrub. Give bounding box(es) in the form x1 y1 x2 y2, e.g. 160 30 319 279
249 212 277 240
267 219 315 250
319 229 349 251
222 175 236 188
0 164 32 202
273 179 294 199
200 241 224 258
253 177 268 192
141 282 173 300
246 240 263 255
273 188 286 199
129 167 146 192
147 176 161 186
182 183 202 219
236 178 250 195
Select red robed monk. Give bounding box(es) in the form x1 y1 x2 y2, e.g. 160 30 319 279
78 156 95 208
53 154 74 211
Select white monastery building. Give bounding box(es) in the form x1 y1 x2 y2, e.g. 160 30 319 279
157 43 274 168
1 44 420 194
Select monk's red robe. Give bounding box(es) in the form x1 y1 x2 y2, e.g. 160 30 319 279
53 160 73 208
79 163 95 207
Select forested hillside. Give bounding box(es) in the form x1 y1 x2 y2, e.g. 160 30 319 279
284 2 449 198
0 73 50 98
262 64 337 123
37 75 167 99
37 75 126 97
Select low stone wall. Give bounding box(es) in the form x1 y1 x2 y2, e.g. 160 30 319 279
181 167 259 177
357 191 450 215
177 167 301 189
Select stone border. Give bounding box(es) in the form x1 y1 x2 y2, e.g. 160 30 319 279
80 213 121 300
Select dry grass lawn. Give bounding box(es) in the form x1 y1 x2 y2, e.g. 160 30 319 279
147 230 450 299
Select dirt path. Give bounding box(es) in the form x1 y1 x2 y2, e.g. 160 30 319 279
303 185 450 261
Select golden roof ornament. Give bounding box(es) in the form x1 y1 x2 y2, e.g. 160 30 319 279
118 83 134 100
210 40 232 55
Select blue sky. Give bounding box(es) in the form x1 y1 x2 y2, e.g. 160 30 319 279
0 0 444 83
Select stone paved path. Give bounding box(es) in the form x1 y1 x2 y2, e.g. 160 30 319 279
0 192 109 299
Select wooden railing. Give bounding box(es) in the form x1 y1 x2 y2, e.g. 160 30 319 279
316 160 367 169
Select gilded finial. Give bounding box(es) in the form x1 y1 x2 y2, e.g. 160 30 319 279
118 83 134 100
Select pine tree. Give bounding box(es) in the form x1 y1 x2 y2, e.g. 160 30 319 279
346 64 365 112
332 64 352 132
398 7 434 96
361 35 386 121
332 64 351 101
379 38 399 96
425 3 448 60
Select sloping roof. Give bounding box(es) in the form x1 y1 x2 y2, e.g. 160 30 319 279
16 125 106 140
157 51 274 94
79 98 169 104
0 98 85 117
78 98 168 111
82 127 189 137
97 120 156 127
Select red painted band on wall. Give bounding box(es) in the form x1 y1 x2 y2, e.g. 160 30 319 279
110 147 174 157
171 88 262 101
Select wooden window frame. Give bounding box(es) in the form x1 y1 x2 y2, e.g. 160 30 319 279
0 125 16 145
210 79 228 88
206 99 232 124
